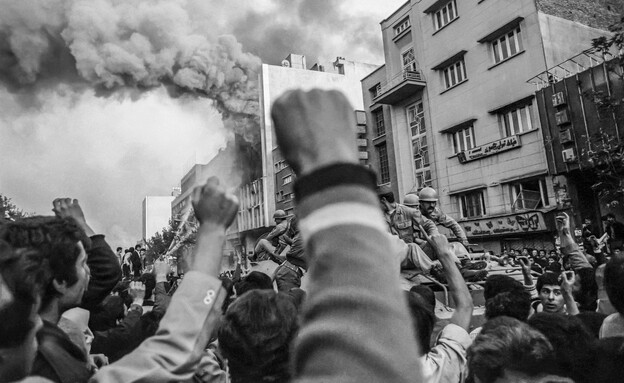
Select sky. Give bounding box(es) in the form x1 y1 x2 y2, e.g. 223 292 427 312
0 0 406 246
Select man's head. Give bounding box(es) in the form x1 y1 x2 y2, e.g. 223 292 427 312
0 216 91 313
0 241 46 381
403 193 420 209
468 316 555 383
405 287 436 355
584 218 592 226
614 247 622 257
234 271 273 297
417 187 438 216
116 247 122 254
135 244 142 251
607 213 616 223
605 256 624 315
536 272 565 314
376 185 395 212
483 275 531 321
218 289 298 383
527 313 594 382
273 210 287 224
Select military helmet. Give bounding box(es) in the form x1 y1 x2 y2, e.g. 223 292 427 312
403 194 420 207
418 187 438 202
273 210 288 220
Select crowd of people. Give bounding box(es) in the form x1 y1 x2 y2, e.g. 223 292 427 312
1 88 624 383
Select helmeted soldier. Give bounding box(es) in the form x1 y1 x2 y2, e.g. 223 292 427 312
418 187 469 246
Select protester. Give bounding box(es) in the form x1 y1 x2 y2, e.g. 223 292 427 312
271 88 422 381
600 255 624 338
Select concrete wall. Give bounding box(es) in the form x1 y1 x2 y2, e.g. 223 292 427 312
538 12 611 68
536 0 624 31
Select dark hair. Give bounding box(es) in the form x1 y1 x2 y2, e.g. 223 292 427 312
0 241 47 348
590 337 624 383
235 271 273 296
116 247 122 252
405 290 435 354
485 290 531 321
0 216 89 310
484 275 522 301
468 316 555 383
536 272 559 293
605 256 624 315
606 213 616 219
218 290 298 383
410 285 436 308
575 311 607 338
528 313 595 381
89 295 125 331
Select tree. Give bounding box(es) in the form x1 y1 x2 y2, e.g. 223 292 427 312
584 17 624 207
144 216 197 265
0 194 30 221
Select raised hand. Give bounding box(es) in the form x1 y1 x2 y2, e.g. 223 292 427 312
52 198 95 236
191 177 239 228
555 212 571 235
271 89 358 176
560 270 576 293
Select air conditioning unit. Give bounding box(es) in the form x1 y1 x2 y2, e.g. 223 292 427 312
552 92 566 107
559 129 573 144
562 148 576 163
555 110 570 126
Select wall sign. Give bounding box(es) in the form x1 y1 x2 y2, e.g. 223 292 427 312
458 135 521 163
462 211 549 237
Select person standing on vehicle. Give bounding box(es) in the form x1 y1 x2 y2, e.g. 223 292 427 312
418 187 469 246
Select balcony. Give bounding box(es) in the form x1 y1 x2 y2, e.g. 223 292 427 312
372 70 426 105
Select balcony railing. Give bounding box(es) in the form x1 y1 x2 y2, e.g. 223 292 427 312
372 70 426 105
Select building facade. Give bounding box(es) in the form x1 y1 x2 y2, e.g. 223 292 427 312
365 0 612 251
234 54 379 254
534 54 624 233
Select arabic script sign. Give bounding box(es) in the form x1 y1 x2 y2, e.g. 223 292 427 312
458 135 521 163
462 211 548 237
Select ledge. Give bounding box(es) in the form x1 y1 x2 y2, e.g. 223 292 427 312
448 183 488 195
432 16 460 36
477 16 524 43
487 50 526 71
440 78 469 95
393 26 411 42
440 117 477 134
432 50 467 70
488 93 535 114
424 0 452 14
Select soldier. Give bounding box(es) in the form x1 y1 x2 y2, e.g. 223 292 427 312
377 185 438 244
253 210 290 261
418 187 469 246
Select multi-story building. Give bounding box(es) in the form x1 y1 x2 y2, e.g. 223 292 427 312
235 54 378 254
142 196 174 241
365 0 615 251
532 53 624 231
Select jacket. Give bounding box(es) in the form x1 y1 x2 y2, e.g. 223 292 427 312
385 203 438 244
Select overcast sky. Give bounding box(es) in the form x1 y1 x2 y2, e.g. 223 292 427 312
0 0 405 246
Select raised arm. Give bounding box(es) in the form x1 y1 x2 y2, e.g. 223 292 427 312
53 198 121 310
91 177 238 383
271 89 421 383
557 213 592 270
422 229 473 330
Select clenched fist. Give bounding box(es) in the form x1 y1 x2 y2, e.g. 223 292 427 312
271 89 359 176
191 176 239 228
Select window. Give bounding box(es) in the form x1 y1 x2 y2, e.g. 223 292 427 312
491 27 523 63
415 170 432 189
434 0 458 31
510 178 549 210
283 175 292 185
373 109 385 137
407 101 425 136
276 191 284 202
370 83 381 99
412 136 429 169
394 17 411 36
499 103 533 137
274 160 287 173
452 126 475 154
442 59 467 89
402 48 417 72
458 190 486 218
376 143 390 184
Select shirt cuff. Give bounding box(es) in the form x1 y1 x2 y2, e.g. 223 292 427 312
437 323 472 350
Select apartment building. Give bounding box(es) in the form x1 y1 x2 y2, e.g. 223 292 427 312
365 0 612 250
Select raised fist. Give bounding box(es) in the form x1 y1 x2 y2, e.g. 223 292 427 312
191 176 239 228
271 89 358 176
